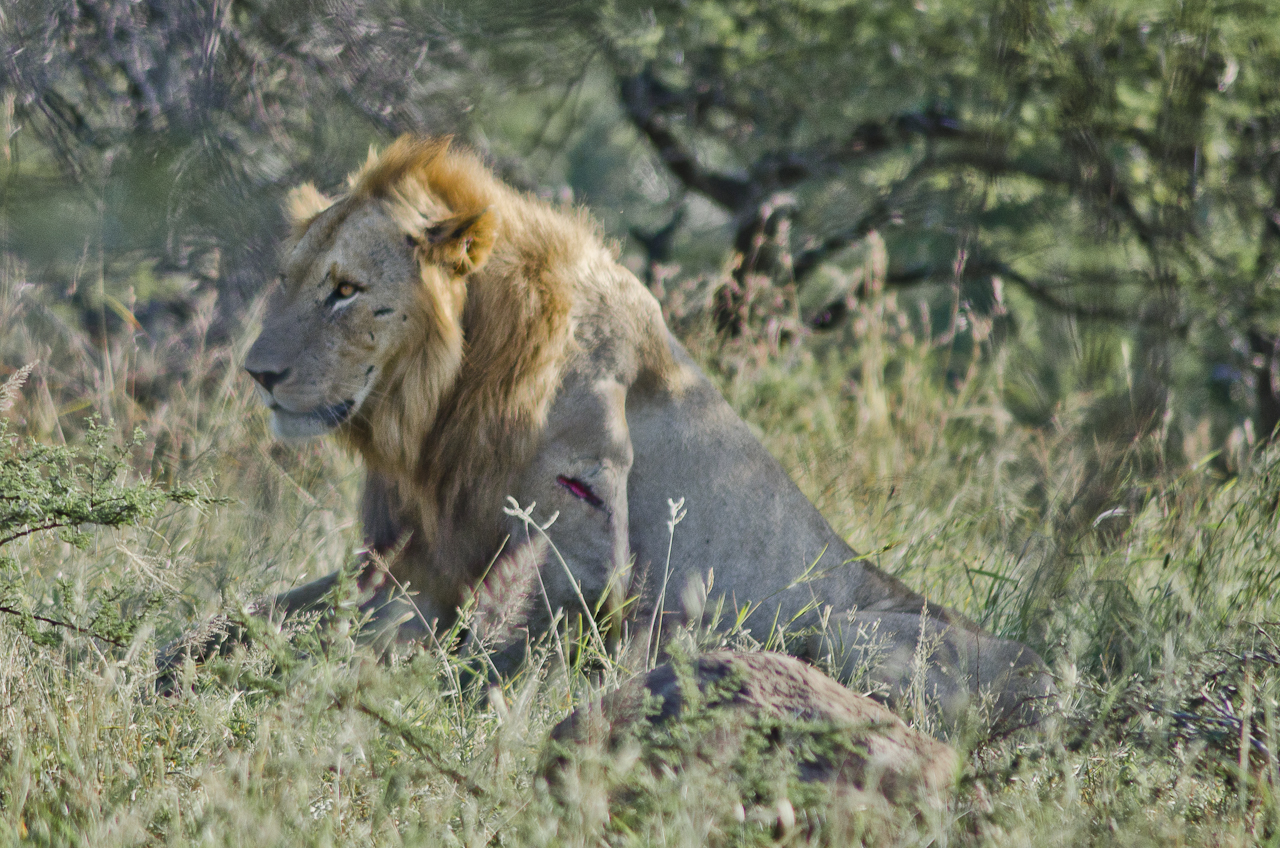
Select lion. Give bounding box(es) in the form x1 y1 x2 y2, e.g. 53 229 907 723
181 136 1050 728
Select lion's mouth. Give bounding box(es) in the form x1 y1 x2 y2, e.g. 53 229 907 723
268 399 356 440
315 399 356 427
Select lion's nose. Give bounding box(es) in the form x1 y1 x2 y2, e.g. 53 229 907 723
247 366 290 392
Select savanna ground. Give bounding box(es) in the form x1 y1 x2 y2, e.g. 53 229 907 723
4 247 1280 847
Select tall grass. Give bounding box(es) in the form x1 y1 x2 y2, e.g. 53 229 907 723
4 252 1280 846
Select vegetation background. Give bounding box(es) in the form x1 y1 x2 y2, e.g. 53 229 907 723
4 0 1280 844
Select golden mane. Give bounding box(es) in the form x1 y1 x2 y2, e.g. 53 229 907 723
325 136 590 577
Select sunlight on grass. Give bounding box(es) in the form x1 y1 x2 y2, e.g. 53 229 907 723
3 256 1280 846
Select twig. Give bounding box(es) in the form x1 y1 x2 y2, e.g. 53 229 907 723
352 698 487 798
0 520 75 548
0 604 128 647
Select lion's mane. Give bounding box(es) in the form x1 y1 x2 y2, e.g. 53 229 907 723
298 137 608 579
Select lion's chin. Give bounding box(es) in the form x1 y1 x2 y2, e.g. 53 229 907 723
268 400 355 441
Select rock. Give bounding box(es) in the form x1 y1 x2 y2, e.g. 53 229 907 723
542 651 956 836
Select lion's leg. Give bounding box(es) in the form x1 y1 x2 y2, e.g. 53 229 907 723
806 611 1053 732
154 569 347 693
155 558 436 693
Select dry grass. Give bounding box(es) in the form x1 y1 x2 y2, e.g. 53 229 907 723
4 256 1280 846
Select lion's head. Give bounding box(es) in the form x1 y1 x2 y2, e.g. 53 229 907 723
245 137 497 445
245 137 583 558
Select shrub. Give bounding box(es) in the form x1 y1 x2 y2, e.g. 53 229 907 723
0 364 206 647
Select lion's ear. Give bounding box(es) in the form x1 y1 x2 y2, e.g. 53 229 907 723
420 209 496 276
286 183 333 232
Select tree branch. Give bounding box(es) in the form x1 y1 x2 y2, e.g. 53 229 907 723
0 519 74 548
793 201 891 281
991 261 1184 328
618 70 757 211
0 604 128 647
620 67 974 216
875 255 1184 329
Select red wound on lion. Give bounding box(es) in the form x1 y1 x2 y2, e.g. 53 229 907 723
556 475 604 509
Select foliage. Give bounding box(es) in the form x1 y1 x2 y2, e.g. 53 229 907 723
0 417 202 552
584 0 1280 399
448 0 1280 491
7 0 1280 474
0 0 479 319
0 365 207 647
498 0 1280 539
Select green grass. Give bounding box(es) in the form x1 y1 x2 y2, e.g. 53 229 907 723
4 262 1280 846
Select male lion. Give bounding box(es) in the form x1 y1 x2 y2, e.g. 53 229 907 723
207 136 1048 727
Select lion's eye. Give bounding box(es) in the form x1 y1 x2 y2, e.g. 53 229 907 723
324 278 364 309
